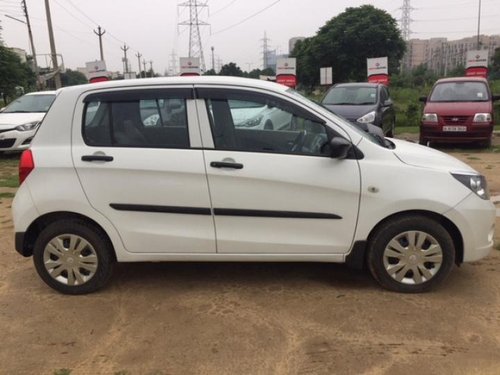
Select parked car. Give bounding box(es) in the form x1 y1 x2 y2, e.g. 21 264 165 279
0 91 57 152
419 77 500 147
321 82 396 137
12 77 494 294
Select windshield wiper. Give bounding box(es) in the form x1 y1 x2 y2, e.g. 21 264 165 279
356 102 375 105
4 110 31 113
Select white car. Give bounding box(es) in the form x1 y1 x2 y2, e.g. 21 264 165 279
0 91 57 152
12 77 495 294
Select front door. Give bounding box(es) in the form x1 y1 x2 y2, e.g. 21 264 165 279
196 87 361 254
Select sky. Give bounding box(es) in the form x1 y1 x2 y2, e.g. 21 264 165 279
1 0 499 75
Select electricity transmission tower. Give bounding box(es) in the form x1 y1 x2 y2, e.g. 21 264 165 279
178 0 209 72
261 31 271 69
400 0 413 41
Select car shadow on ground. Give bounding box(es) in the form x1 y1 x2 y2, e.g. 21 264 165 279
109 262 376 293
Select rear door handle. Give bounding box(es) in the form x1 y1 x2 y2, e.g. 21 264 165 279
210 161 244 169
81 155 114 162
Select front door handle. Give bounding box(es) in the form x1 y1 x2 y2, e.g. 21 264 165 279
210 161 244 169
81 155 114 162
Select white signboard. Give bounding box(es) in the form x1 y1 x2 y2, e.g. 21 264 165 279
180 57 201 76
276 58 296 76
466 50 489 68
320 67 333 85
85 60 108 80
367 57 388 77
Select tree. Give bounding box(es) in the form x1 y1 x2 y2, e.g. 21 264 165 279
0 46 36 102
219 62 244 77
203 69 217 76
490 47 500 80
61 69 88 87
292 5 406 87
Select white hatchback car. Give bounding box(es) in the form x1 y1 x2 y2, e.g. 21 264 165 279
0 91 57 152
12 77 495 294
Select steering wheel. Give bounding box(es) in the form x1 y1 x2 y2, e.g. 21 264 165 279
291 130 307 153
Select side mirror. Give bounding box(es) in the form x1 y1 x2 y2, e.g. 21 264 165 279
419 96 427 103
329 137 352 159
492 95 500 102
383 99 392 107
0 107 5 113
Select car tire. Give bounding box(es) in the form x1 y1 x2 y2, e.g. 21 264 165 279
367 215 455 293
33 219 115 294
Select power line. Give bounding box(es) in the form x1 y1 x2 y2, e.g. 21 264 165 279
211 0 238 16
212 0 281 35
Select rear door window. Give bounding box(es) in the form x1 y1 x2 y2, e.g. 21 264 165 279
82 89 192 148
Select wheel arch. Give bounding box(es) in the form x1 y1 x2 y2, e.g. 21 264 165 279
345 210 464 269
366 210 464 265
20 211 117 260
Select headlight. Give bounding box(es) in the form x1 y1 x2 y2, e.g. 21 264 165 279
242 115 263 127
473 113 492 123
422 113 438 123
15 121 39 131
357 111 376 124
452 173 489 200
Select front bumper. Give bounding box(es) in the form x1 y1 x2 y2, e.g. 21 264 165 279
444 193 495 263
420 122 493 143
0 129 36 151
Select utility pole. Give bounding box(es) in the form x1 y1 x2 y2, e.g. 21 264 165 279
121 44 129 73
136 52 142 78
178 0 209 72
477 0 482 49
93 26 106 61
149 60 153 76
142 59 147 77
44 0 61 89
211 46 215 72
17 1 41 88
169 50 178 75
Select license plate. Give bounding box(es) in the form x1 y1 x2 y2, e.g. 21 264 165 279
443 126 466 132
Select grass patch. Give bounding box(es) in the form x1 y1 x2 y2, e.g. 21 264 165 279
495 242 500 251
0 175 18 188
395 125 419 135
0 155 19 169
467 156 480 161
0 192 14 199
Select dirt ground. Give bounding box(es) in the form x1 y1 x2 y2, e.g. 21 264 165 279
1 137 500 375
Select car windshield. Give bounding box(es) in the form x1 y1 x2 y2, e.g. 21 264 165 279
429 82 489 102
3 94 55 113
323 86 377 105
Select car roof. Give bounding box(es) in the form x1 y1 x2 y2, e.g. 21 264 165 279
58 76 291 96
25 91 57 96
434 76 488 84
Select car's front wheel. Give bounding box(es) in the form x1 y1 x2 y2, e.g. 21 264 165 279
33 219 115 294
367 215 455 293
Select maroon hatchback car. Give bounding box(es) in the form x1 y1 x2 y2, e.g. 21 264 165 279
419 77 499 147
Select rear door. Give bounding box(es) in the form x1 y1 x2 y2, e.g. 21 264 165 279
196 86 361 254
72 87 216 254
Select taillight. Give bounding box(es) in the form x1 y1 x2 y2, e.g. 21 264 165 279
19 149 34 184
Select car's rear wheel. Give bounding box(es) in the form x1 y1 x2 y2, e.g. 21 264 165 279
367 215 455 293
33 219 114 294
